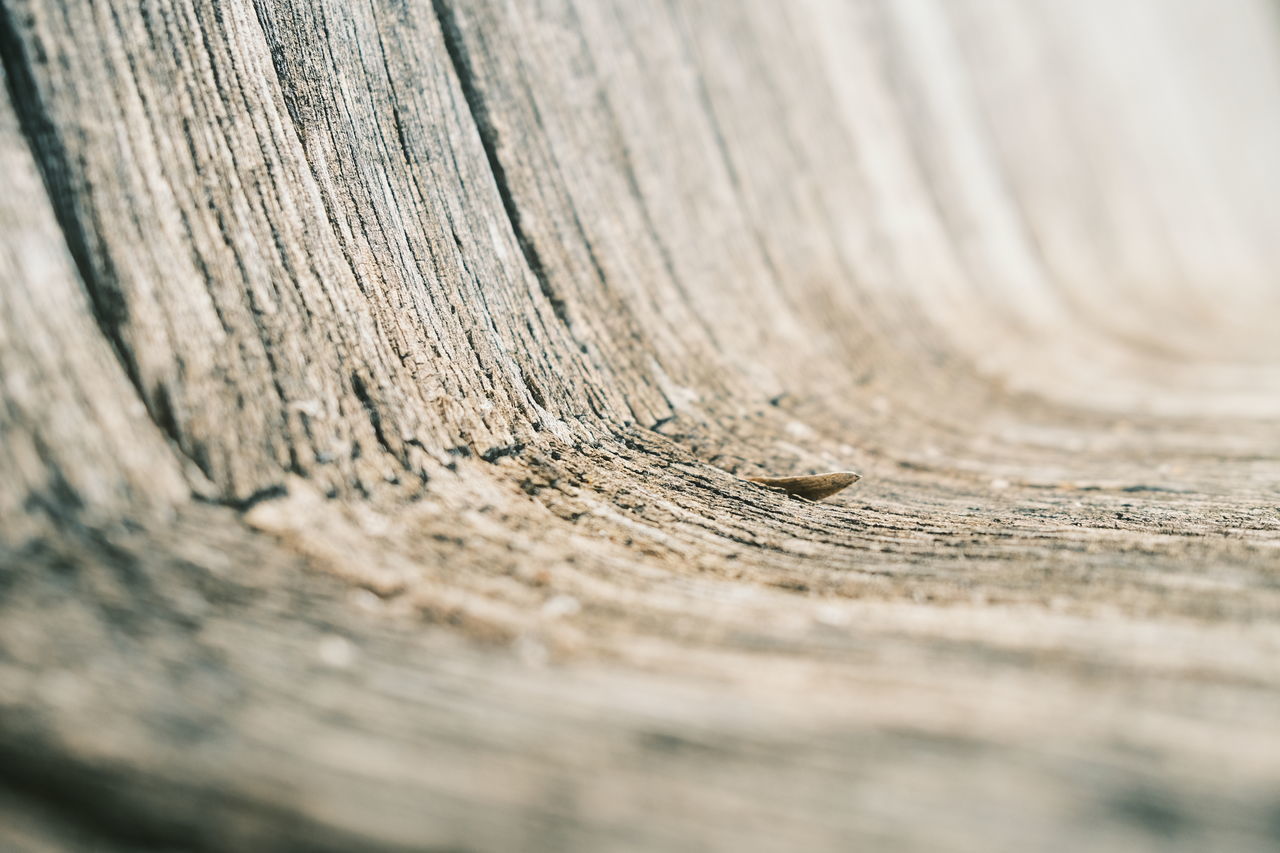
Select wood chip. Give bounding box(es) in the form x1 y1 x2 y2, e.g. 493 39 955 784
745 471 861 501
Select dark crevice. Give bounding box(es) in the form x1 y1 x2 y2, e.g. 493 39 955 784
480 443 525 463
21 434 86 525
0 9 126 348
0 7 225 491
519 366 548 410
350 371 402 464
213 483 290 512
429 0 573 333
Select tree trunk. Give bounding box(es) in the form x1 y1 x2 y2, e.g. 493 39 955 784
3 0 1280 850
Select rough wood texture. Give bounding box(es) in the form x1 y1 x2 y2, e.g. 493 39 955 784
3 0 1280 850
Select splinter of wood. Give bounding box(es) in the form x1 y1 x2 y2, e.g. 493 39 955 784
745 471 861 501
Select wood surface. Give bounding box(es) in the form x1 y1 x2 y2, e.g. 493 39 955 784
3 0 1280 850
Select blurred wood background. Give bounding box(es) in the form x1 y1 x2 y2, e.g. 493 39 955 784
3 0 1280 850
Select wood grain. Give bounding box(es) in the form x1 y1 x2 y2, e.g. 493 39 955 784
3 0 1280 850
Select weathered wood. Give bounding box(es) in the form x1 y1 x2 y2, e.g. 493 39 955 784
2 0 1280 850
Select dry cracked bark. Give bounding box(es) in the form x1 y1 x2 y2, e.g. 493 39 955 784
2 0 1280 850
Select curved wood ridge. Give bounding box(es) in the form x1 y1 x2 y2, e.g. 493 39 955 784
2 0 1280 850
